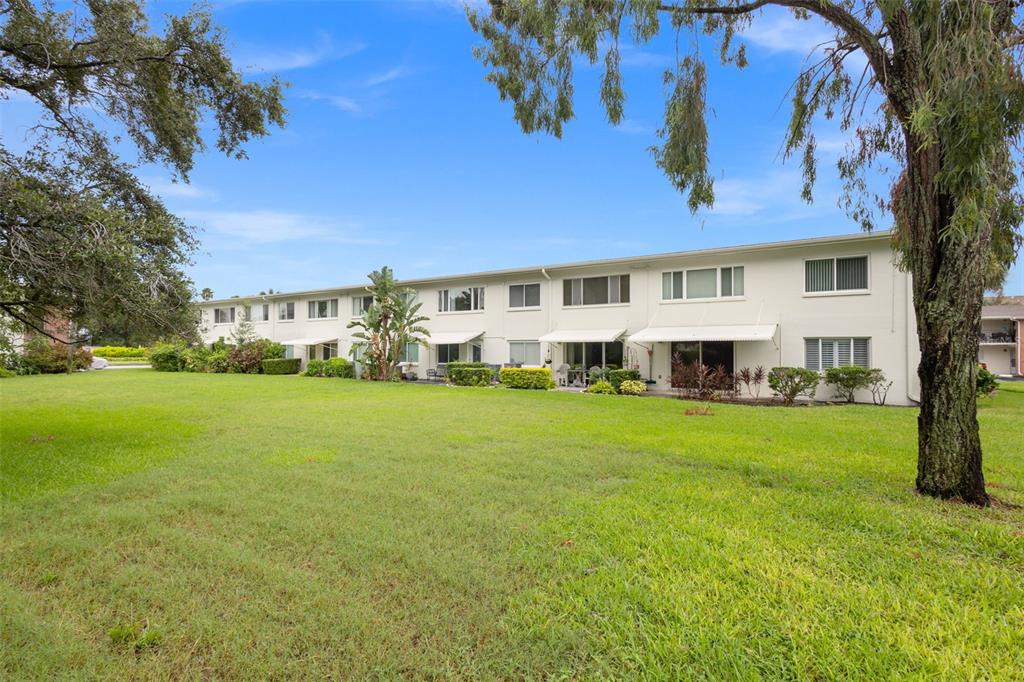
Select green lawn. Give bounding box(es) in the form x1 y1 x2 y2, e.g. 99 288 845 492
2 372 1022 679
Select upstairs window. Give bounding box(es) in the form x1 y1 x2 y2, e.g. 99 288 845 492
439 286 484 312
804 337 871 371
214 307 235 324
308 298 338 319
805 256 868 293
352 295 373 316
662 266 743 300
278 302 295 321
563 275 629 306
247 304 269 322
509 283 541 309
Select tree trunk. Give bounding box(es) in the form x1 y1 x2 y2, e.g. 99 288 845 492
902 142 990 506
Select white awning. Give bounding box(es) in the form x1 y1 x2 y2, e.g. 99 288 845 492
629 324 777 343
538 328 625 343
280 337 338 346
427 330 484 345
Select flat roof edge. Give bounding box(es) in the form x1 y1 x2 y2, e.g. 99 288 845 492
200 229 893 305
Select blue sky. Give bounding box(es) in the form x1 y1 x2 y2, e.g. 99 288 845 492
3 1 1022 296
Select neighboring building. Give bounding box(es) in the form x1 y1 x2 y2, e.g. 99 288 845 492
199 230 926 404
979 303 1022 377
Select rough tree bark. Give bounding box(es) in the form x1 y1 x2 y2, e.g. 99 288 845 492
902 140 990 506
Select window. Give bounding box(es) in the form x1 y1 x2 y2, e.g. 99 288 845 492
438 287 484 312
563 275 629 306
307 342 338 361
662 266 744 300
437 344 460 363
247 304 269 322
308 298 338 319
566 341 623 368
686 269 717 299
214 307 235 324
399 343 420 363
352 295 373 316
509 341 541 365
472 343 482 363
509 283 541 308
278 301 295 321
804 338 871 371
805 256 868 293
721 266 744 297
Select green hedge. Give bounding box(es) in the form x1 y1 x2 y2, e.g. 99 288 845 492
262 358 301 375
607 368 641 390
767 366 820 405
305 357 354 378
90 345 148 359
499 367 554 390
149 342 185 372
448 366 494 386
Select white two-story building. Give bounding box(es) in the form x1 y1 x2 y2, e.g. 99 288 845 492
199 230 924 405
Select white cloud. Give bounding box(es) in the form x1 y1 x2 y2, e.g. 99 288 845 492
613 118 653 136
364 64 414 87
143 177 212 200
236 34 365 74
182 210 390 247
739 12 869 75
708 171 807 217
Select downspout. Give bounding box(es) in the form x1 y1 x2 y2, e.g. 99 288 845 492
541 268 553 364
906 271 920 403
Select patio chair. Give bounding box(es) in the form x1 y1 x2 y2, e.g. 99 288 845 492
555 363 569 386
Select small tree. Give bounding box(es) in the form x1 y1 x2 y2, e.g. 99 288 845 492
348 267 430 381
768 367 821 406
824 365 874 402
230 307 256 347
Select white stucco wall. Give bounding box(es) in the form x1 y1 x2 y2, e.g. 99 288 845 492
198 232 921 405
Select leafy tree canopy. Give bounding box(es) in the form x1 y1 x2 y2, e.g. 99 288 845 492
0 0 285 340
348 266 430 381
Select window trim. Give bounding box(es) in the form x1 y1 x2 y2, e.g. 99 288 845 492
246 303 270 323
437 286 485 314
213 306 235 325
562 274 631 308
660 265 746 303
507 282 542 311
307 298 339 320
278 301 296 323
802 254 871 297
803 337 872 372
508 340 542 366
351 294 374 318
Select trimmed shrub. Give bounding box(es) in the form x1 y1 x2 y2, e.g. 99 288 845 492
226 344 264 374
585 380 615 395
149 342 185 372
499 367 555 390
618 379 647 396
207 350 230 373
977 365 999 397
19 338 93 374
824 365 874 402
607 368 641 391
448 363 494 386
767 367 820 405
254 338 286 360
305 358 354 378
263 358 301 375
90 346 148 359
180 347 210 372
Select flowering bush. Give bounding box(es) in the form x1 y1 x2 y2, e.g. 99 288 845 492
618 379 647 396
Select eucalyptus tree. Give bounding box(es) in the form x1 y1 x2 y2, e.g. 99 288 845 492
348 267 431 381
0 0 285 341
469 0 1024 506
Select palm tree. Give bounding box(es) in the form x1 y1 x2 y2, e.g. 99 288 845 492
347 267 430 381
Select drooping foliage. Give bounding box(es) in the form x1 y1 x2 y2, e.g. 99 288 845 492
0 0 286 341
470 0 1024 505
348 267 431 381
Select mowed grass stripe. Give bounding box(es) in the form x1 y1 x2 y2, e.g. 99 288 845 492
1 371 1021 679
